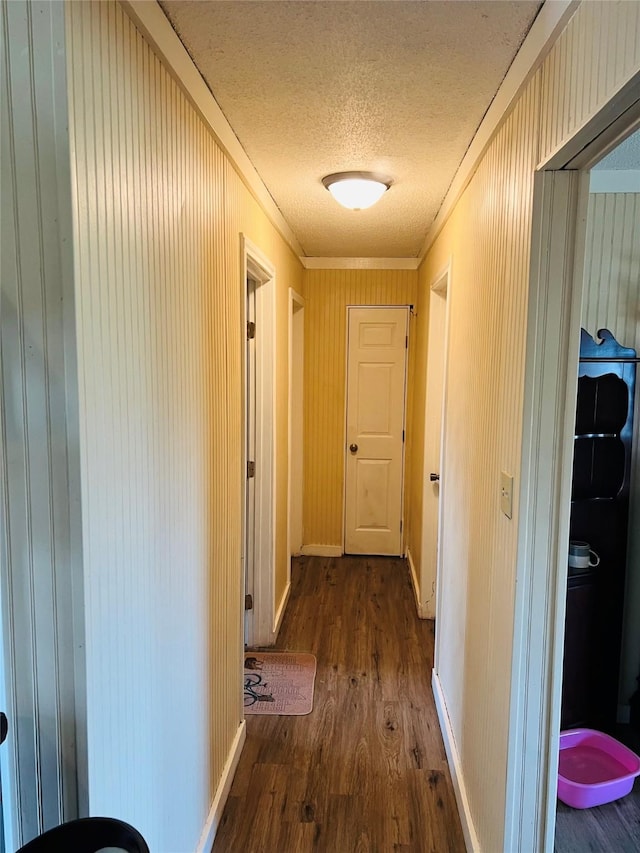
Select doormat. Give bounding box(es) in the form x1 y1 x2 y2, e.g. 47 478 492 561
244 651 316 715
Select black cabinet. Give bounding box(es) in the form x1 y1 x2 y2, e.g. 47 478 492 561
561 329 637 731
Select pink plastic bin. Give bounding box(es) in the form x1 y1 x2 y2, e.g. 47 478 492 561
558 728 640 809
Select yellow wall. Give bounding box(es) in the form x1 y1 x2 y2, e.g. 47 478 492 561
303 268 417 549
66 1 302 847
411 3 640 848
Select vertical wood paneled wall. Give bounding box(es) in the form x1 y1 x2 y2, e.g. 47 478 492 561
303 269 417 549
581 191 640 713
538 2 640 165
415 2 640 849
65 1 301 849
1 1 83 845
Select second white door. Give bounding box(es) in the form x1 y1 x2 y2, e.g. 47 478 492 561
344 306 409 555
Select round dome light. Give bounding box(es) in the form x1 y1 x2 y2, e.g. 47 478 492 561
322 171 391 210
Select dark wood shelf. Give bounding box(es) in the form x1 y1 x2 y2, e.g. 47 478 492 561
561 329 636 732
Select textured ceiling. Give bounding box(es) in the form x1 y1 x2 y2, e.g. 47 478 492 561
593 129 640 170
159 0 543 258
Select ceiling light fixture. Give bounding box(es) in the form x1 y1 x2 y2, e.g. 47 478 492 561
322 171 391 210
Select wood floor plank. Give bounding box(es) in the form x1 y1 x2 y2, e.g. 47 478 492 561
555 784 640 852
213 556 466 852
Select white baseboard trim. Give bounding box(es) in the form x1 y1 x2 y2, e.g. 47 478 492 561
406 548 425 618
300 545 343 557
432 670 480 853
273 580 291 638
195 720 246 853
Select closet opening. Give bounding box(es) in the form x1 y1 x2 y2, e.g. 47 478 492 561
554 128 640 852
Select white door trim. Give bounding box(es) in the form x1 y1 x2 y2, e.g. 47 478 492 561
505 170 588 852
506 84 640 849
420 261 451 623
285 288 305 626
0 561 17 852
241 235 277 648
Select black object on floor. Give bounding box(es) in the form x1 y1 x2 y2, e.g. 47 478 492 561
16 817 150 853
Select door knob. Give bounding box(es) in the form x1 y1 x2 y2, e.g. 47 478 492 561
349 443 358 453
430 473 440 482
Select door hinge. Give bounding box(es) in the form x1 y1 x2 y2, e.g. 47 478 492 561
405 335 408 349
247 460 256 478
247 321 256 340
400 520 403 533
402 429 405 443
245 594 253 611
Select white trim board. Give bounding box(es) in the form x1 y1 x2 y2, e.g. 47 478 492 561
120 0 303 258
505 170 586 853
421 261 451 627
301 257 420 270
195 720 246 853
300 545 343 557
273 581 291 637
286 287 305 613
432 671 480 853
589 169 640 193
419 0 578 259
406 548 428 619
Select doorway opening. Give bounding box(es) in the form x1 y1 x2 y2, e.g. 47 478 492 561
505 93 640 852
553 128 640 852
242 236 276 648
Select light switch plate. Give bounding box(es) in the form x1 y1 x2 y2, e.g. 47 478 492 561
501 471 514 519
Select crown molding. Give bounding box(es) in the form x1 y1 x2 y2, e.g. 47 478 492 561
120 0 304 258
301 257 420 270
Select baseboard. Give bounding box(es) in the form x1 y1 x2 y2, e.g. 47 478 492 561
195 720 246 853
432 670 480 853
273 580 291 637
406 548 425 618
300 545 343 557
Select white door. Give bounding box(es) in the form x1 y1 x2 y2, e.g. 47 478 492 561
344 306 409 555
421 275 449 618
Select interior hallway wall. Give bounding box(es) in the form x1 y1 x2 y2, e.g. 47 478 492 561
302 268 417 551
581 190 640 716
414 2 640 849
66 1 302 849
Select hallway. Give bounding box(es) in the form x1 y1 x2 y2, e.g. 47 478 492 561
213 556 465 852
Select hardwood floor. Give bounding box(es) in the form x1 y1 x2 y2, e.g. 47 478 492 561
555 724 640 852
213 555 466 853
555 784 640 852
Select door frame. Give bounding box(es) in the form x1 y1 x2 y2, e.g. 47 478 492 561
342 305 410 556
505 88 640 852
241 235 276 648
420 261 452 624
286 288 305 590
0 545 17 853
